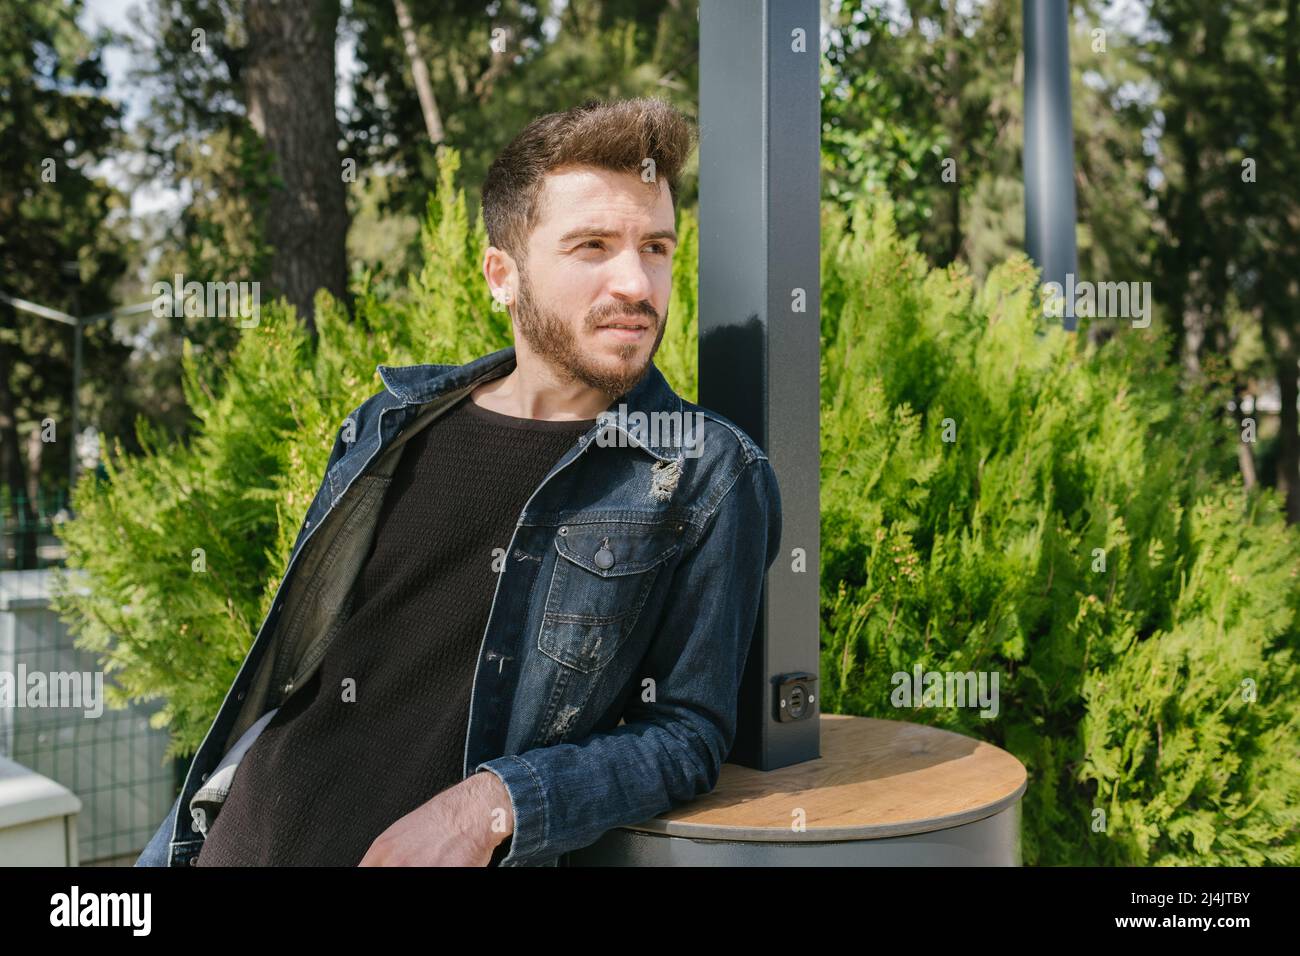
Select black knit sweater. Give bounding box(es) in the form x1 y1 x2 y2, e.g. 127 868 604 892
195 393 594 866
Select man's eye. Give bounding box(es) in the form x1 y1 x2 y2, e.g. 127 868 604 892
578 240 669 254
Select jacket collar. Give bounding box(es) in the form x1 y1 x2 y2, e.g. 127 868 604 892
376 346 687 463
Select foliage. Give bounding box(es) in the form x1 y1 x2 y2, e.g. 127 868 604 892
345 0 701 228
818 197 1300 865
0 0 134 500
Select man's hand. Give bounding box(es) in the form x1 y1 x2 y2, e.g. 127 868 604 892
357 771 515 866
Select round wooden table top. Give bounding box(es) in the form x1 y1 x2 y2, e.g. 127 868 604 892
624 713 1028 842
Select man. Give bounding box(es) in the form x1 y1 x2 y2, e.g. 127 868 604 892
135 97 782 867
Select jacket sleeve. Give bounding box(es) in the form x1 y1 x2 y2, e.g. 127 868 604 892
474 454 783 866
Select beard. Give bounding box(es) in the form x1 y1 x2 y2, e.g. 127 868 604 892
510 260 667 399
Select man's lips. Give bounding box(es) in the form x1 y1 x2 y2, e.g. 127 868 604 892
596 319 652 329
596 321 651 342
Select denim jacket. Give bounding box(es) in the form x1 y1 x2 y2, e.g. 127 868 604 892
136 344 782 867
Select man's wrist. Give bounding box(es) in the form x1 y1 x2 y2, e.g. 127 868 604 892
471 770 515 847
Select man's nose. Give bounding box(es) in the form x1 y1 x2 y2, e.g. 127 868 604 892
605 248 655 305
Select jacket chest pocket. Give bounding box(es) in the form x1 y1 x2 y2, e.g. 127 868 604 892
538 523 682 673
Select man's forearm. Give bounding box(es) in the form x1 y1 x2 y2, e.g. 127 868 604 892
359 769 515 865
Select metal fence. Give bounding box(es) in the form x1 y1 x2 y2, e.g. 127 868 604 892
0 569 177 864
0 487 70 572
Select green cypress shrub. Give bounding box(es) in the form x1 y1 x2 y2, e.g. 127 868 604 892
819 198 1300 865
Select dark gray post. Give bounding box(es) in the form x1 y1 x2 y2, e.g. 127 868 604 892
1023 0 1079 331
698 0 821 770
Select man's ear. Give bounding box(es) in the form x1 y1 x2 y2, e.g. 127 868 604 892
483 246 518 303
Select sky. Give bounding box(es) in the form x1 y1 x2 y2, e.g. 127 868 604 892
82 0 187 218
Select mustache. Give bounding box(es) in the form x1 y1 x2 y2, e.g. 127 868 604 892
589 302 659 327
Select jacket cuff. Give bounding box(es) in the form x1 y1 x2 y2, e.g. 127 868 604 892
474 756 546 866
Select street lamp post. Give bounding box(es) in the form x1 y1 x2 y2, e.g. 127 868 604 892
0 291 158 489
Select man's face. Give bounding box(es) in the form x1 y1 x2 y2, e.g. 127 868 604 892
494 164 676 398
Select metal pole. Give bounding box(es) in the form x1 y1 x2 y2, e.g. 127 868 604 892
71 316 82 489
1023 0 1079 331
61 263 83 490
699 0 821 770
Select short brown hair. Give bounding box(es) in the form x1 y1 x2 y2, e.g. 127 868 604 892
481 97 697 266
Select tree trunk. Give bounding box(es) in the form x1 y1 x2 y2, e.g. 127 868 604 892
25 423 43 503
1276 346 1300 524
393 0 445 148
1237 427 1259 492
244 0 350 331
1278 0 1300 524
